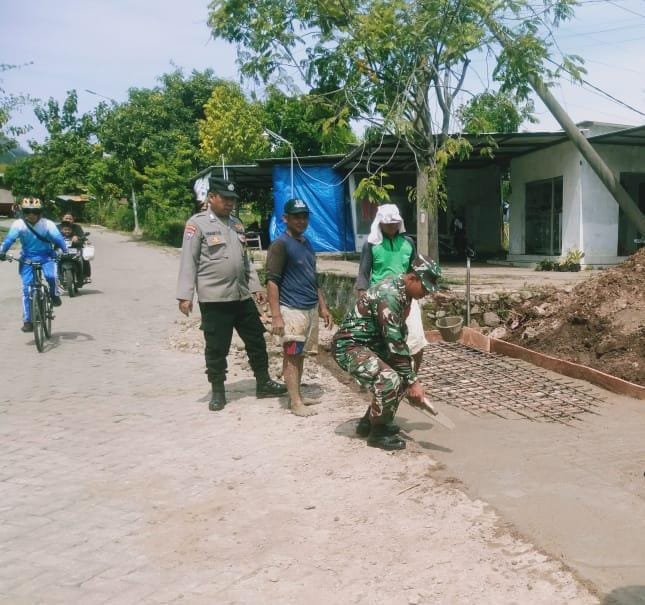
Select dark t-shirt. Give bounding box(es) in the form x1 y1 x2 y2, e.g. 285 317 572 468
266 232 318 309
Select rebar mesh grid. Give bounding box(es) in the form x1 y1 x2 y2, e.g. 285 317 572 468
418 342 603 425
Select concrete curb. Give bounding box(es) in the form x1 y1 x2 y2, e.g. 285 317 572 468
427 327 645 400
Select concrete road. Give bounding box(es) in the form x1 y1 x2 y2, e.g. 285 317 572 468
396 381 645 600
0 222 637 604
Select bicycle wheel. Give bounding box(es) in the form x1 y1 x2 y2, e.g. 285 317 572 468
31 293 45 353
43 290 52 339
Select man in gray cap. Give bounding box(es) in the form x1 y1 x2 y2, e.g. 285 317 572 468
177 177 287 411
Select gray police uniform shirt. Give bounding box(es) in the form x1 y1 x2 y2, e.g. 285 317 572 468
176 210 262 302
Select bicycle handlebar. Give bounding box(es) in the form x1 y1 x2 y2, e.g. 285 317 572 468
1 254 44 267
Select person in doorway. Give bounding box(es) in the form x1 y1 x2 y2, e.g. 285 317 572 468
266 198 332 417
452 209 467 258
0 197 67 332
176 177 287 412
356 204 427 377
333 255 442 450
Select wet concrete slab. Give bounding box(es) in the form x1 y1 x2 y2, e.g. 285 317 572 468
397 364 645 601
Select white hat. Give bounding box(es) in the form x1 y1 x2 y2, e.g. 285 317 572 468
367 204 406 244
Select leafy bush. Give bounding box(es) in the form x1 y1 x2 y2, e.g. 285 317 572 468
535 249 584 272
143 207 190 247
108 204 135 231
84 199 134 231
535 259 555 271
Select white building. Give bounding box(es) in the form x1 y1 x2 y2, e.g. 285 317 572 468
508 122 645 266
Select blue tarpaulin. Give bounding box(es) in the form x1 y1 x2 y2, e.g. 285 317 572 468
269 164 354 252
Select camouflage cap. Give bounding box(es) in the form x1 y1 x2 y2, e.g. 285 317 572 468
411 254 442 293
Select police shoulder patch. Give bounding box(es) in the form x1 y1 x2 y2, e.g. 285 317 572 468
184 224 197 239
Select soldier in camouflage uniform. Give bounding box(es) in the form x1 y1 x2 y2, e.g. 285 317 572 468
332 255 441 450
176 177 287 411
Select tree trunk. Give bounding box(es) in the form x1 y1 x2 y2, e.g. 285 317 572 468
415 164 439 261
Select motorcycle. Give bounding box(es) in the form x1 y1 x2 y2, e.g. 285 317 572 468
58 233 93 297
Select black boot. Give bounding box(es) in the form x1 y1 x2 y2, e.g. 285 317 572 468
356 413 400 438
366 424 406 451
256 377 287 398
209 382 227 411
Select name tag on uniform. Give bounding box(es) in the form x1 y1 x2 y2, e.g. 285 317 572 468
208 235 225 246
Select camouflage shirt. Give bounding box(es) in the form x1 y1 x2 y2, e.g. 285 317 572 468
333 275 416 386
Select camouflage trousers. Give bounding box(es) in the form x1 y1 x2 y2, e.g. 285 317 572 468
332 342 406 423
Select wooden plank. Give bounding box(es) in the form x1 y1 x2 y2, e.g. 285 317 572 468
491 339 645 401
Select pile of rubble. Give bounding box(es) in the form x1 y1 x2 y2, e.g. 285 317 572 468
425 248 645 386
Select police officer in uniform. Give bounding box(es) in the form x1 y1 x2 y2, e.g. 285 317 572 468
176 177 287 411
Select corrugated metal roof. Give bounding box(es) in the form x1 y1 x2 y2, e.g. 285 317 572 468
191 124 644 187
588 124 645 146
192 154 346 188
55 194 91 203
333 132 570 172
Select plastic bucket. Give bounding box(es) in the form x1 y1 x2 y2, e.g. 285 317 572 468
435 315 463 342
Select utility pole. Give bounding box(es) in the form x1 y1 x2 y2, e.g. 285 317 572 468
485 19 645 234
131 187 141 235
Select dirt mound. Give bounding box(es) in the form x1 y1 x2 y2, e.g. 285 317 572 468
503 248 645 386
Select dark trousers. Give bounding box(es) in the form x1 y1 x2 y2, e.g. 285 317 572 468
199 298 269 384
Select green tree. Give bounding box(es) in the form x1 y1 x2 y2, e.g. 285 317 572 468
0 63 33 154
208 0 583 257
5 90 105 201
100 69 219 173
199 81 269 163
99 69 224 227
457 91 535 134
263 86 355 156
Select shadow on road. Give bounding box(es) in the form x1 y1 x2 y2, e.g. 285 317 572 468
64 288 104 297
45 331 95 351
602 585 645 605
334 418 364 441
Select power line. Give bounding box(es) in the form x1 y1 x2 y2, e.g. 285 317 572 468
546 57 645 118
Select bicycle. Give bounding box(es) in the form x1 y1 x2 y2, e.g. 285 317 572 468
4 254 54 352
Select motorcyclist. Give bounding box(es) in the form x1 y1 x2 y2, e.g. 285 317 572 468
57 212 84 240
57 212 91 282
0 197 68 332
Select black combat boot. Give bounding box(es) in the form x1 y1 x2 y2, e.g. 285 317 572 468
355 411 400 438
255 376 288 398
366 424 406 451
209 382 227 411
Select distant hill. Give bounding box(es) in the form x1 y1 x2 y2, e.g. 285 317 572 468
0 137 29 164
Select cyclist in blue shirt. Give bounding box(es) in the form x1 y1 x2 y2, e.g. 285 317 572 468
0 197 67 332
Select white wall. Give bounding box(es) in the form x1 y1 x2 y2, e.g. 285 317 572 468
581 144 644 263
509 142 581 256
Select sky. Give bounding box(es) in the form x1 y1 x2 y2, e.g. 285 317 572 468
2 0 645 149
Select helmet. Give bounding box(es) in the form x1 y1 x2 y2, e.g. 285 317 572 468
21 197 43 212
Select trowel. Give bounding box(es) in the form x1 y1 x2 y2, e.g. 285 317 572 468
415 397 455 430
